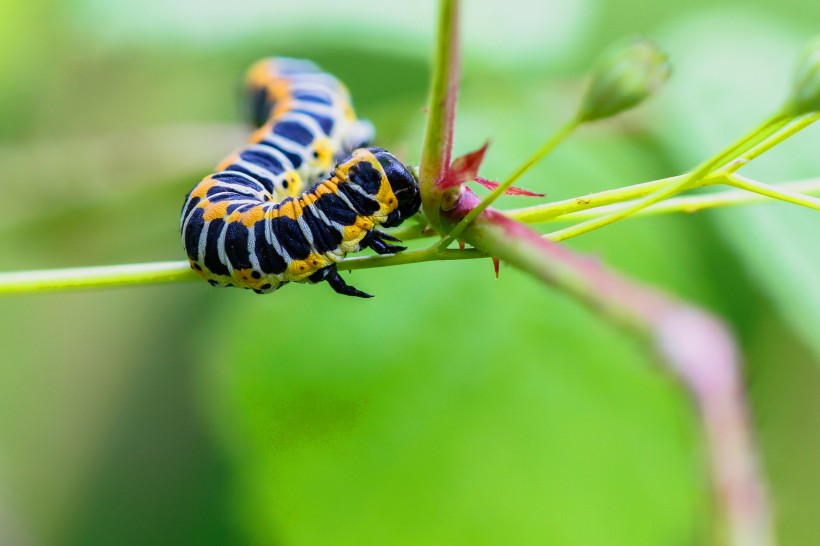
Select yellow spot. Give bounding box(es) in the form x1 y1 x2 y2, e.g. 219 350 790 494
376 179 398 213
278 200 298 220
284 171 303 197
286 259 310 279
203 201 230 222
356 216 374 230
310 137 334 171
285 253 327 281
343 224 361 241
241 206 264 227
190 179 216 199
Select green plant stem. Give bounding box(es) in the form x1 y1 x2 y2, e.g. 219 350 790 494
544 113 791 242
342 246 484 269
0 249 486 295
505 174 696 224
724 174 820 210
505 168 819 228
418 0 460 233
0 261 197 294
723 113 820 173
438 119 579 249
544 178 820 224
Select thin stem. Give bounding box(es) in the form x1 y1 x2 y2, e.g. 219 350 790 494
438 118 579 249
544 113 792 242
0 249 487 295
505 174 700 224
544 178 820 226
723 113 820 174
725 174 820 210
418 0 460 233
0 261 197 295
341 246 484 269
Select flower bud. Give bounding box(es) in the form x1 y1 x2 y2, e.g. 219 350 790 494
785 36 820 115
578 37 671 122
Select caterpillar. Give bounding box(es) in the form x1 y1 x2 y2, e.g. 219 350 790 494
180 58 421 297
181 147 420 297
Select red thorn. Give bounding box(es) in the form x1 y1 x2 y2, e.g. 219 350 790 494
458 240 465 250
438 142 490 190
475 176 545 197
492 257 500 278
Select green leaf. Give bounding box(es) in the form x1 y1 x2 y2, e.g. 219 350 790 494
201 263 704 545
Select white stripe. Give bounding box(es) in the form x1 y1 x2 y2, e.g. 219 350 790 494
333 185 358 212
197 220 209 266
289 100 336 117
219 169 274 193
216 221 231 275
296 213 314 247
234 158 277 183
203 194 259 207
264 203 290 261
244 143 294 172
209 182 266 200
309 198 348 259
260 133 305 157
247 227 262 273
281 111 324 139
181 196 196 233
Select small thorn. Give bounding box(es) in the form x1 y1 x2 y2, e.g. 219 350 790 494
475 176 545 197
438 142 490 190
458 240 465 250
492 257 500 279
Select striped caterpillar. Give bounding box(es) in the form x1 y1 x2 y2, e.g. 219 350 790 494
180 58 420 297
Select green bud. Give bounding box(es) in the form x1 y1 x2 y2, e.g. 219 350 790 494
785 36 820 115
578 37 671 123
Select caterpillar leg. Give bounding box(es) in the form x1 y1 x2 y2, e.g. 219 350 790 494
361 230 407 255
310 265 374 298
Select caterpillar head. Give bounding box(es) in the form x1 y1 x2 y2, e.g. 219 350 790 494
368 147 421 228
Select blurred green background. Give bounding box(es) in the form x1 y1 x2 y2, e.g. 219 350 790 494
1 0 818 544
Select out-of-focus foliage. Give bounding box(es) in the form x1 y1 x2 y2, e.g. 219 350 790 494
0 1 817 545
